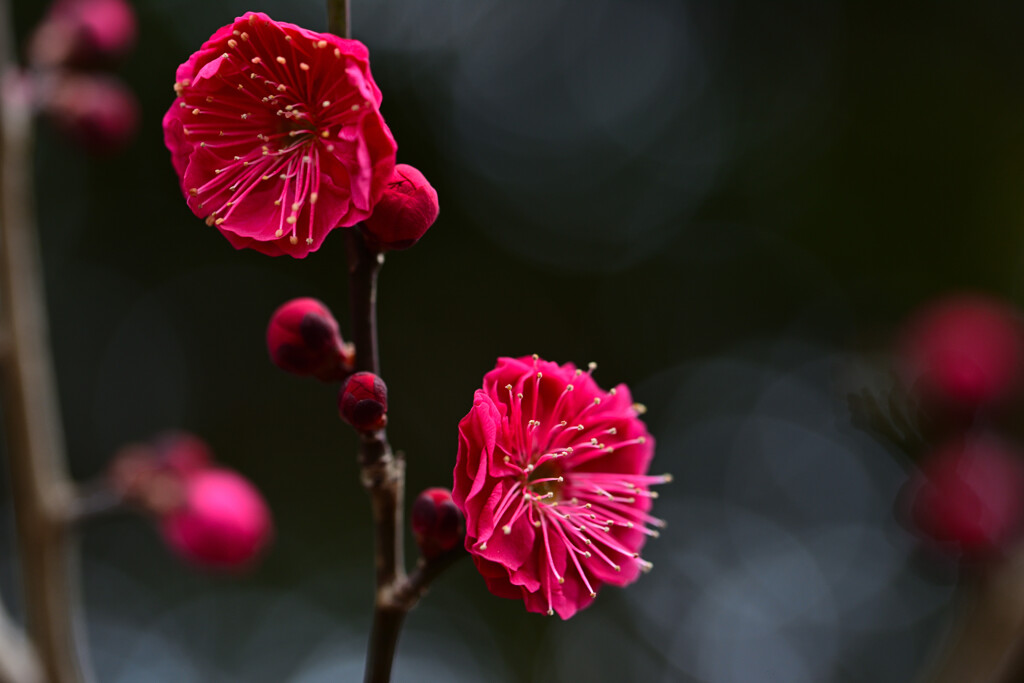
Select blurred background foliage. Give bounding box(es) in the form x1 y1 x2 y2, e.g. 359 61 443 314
4 0 1024 680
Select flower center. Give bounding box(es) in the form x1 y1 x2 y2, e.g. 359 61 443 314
527 461 564 501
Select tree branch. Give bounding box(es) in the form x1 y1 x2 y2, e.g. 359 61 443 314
0 3 92 679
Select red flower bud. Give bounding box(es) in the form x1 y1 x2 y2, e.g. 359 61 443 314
362 164 439 251
900 437 1024 558
160 468 273 570
266 298 353 381
411 488 464 559
44 74 139 154
109 431 215 516
152 431 213 477
338 372 388 431
898 294 1024 410
28 0 136 68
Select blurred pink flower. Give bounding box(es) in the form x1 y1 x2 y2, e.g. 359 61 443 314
898 294 1024 409
28 0 136 68
162 12 397 258
901 436 1024 557
45 74 139 154
161 468 273 569
453 356 668 619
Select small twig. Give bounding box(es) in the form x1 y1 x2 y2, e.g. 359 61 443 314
68 480 126 525
389 546 467 611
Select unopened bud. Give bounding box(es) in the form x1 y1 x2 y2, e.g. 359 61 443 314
152 431 213 476
44 74 139 154
411 487 464 558
109 431 215 516
28 0 136 68
362 164 439 251
898 294 1024 410
267 298 353 381
900 436 1024 558
338 372 388 431
160 468 273 570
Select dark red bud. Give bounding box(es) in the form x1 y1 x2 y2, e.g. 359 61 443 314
900 436 1024 559
411 488 464 558
44 74 139 154
898 294 1024 411
362 164 439 251
108 431 217 516
28 0 136 68
267 298 353 381
338 372 388 431
153 431 214 477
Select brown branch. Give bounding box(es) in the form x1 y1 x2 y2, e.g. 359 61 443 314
344 227 408 683
0 597 43 683
326 0 350 39
0 8 91 681
918 547 1024 683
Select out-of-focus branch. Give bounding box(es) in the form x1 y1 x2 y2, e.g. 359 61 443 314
919 546 1024 683
0 3 91 680
327 0 350 39
0 599 43 683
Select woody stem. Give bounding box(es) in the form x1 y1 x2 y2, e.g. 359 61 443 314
0 0 91 679
346 222 406 683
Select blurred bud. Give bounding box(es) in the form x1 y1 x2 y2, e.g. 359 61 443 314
411 487 463 559
109 431 215 516
266 298 353 381
899 436 1024 558
338 372 388 431
898 294 1024 410
362 164 439 251
160 468 273 570
43 74 139 154
28 0 136 68
152 431 213 476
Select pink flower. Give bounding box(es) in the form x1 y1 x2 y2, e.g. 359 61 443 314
28 0 136 68
898 294 1024 409
44 74 139 154
162 12 397 258
900 436 1024 557
161 468 273 569
362 164 439 251
453 356 668 619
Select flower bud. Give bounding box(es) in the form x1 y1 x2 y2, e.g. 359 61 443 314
338 372 388 431
160 468 273 570
28 0 136 68
362 164 439 251
411 488 464 559
109 432 214 516
266 298 353 381
153 431 213 476
44 74 139 154
900 436 1024 558
898 294 1024 410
